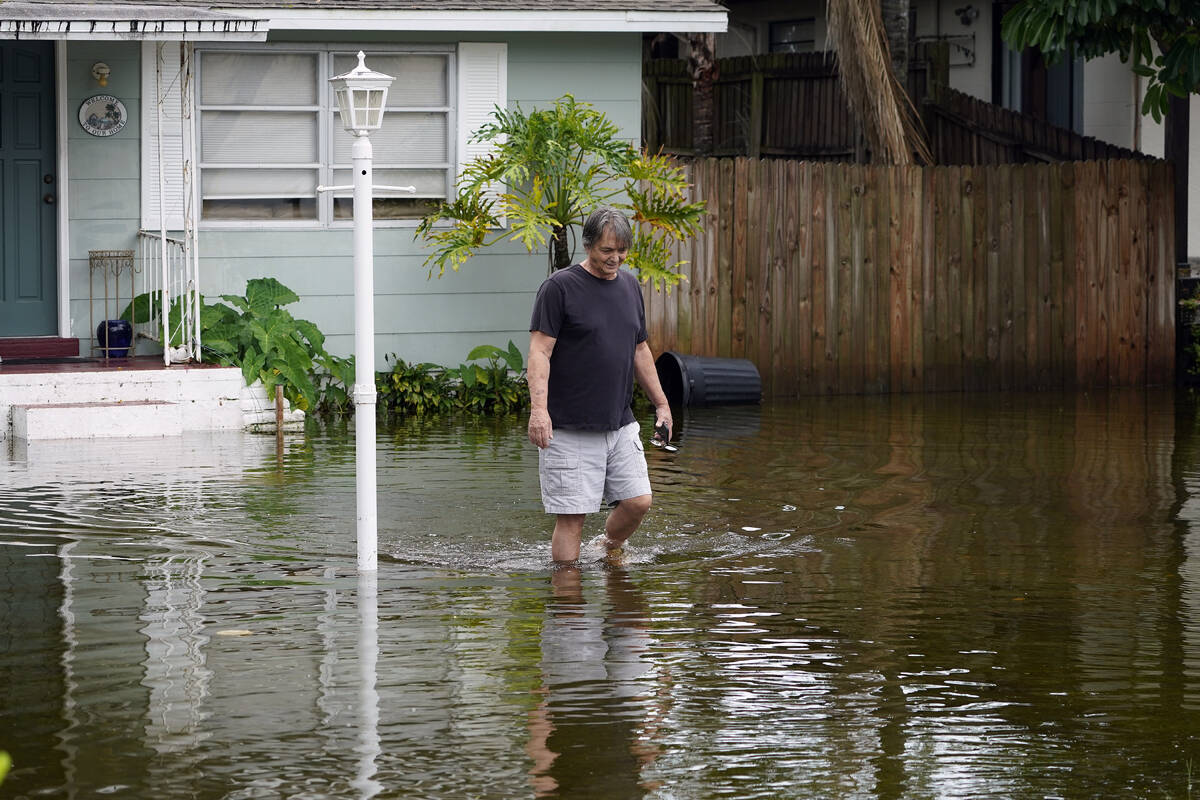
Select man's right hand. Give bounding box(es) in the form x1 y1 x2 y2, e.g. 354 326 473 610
528 407 553 449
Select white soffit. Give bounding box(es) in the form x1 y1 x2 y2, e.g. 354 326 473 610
243 9 727 33
0 3 268 40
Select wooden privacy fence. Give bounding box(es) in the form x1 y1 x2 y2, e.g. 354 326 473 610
643 50 1144 166
926 84 1146 166
643 158 1175 397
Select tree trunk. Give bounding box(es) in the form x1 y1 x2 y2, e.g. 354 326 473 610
551 225 572 271
880 0 910 91
688 32 718 155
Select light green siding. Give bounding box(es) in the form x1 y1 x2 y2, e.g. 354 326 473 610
65 42 142 341
62 33 644 369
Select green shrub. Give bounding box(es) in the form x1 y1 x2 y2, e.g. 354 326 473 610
123 278 350 413
378 341 528 416
377 357 456 416
123 281 530 419
446 341 529 415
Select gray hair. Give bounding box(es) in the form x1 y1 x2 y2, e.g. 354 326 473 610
581 206 633 249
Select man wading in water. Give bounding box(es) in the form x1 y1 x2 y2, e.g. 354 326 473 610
527 206 674 563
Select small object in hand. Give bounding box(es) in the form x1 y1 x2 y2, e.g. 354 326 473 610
652 422 678 452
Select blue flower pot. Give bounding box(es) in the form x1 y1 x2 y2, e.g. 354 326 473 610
97 319 133 358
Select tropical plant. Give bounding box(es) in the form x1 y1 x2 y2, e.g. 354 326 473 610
313 352 356 415
1002 0 1200 123
199 278 338 412
415 95 705 289
377 357 456 416
377 341 528 416
123 278 350 413
120 289 192 349
446 341 528 415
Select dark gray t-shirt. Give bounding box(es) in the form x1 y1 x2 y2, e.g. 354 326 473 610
529 264 648 431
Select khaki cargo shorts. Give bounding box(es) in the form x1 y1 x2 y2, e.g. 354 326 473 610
538 421 651 514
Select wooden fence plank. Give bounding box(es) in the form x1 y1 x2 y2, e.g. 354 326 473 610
974 167 992 391
850 165 868 393
889 166 906 392
837 164 856 393
760 158 778 394
1128 158 1147 386
864 164 883 393
1099 160 1115 387
1061 163 1078 388
1080 161 1101 387
988 165 1006 390
922 167 938 392
1047 162 1065 387
875 165 892 393
670 181 690 357
1032 165 1051 388
1018 163 1035 388
717 158 735 357
794 161 812 394
703 159 721 357
744 158 763 372
935 166 954 392
1108 158 1122 387
957 166 976 391
907 166 924 393
813 163 833 394
685 159 703 355
732 158 750 358
758 157 776 385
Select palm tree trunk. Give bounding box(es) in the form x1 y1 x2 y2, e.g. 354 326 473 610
827 0 930 164
880 0 910 92
688 32 718 155
551 225 572 271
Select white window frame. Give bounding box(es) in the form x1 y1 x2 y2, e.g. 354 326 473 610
194 41 457 229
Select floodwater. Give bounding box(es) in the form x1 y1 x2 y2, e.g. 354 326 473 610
2 389 1200 798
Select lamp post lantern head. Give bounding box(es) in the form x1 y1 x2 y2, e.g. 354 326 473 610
330 51 394 136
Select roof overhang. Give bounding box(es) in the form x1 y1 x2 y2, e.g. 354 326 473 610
0 3 268 40
241 9 727 34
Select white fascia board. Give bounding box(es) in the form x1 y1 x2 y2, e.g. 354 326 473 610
249 9 727 33
0 20 267 41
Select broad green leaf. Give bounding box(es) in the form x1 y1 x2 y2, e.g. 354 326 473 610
245 277 300 315
504 339 524 371
467 344 504 362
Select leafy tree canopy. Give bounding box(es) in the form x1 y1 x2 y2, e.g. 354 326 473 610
415 95 705 290
1002 0 1200 122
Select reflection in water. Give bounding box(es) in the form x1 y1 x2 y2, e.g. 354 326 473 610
354 571 382 799
527 567 662 797
140 552 212 755
1 390 1200 797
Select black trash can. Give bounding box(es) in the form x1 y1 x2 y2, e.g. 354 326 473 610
655 351 761 407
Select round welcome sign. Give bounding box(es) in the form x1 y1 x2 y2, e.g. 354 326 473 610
78 94 127 137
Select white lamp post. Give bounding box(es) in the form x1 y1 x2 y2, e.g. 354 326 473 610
325 52 400 573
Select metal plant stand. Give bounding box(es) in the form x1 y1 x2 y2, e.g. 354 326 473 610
88 249 138 359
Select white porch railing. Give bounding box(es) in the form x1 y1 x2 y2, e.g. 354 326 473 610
137 230 201 365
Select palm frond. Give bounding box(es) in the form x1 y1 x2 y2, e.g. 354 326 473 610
827 0 932 165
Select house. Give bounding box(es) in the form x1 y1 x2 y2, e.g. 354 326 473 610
0 0 728 369
661 0 1198 265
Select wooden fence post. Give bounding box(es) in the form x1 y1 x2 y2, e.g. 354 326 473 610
749 71 764 159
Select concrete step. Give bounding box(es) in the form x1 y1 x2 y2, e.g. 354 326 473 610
13 401 183 440
0 366 303 440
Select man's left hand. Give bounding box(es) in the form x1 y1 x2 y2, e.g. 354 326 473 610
654 404 673 443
